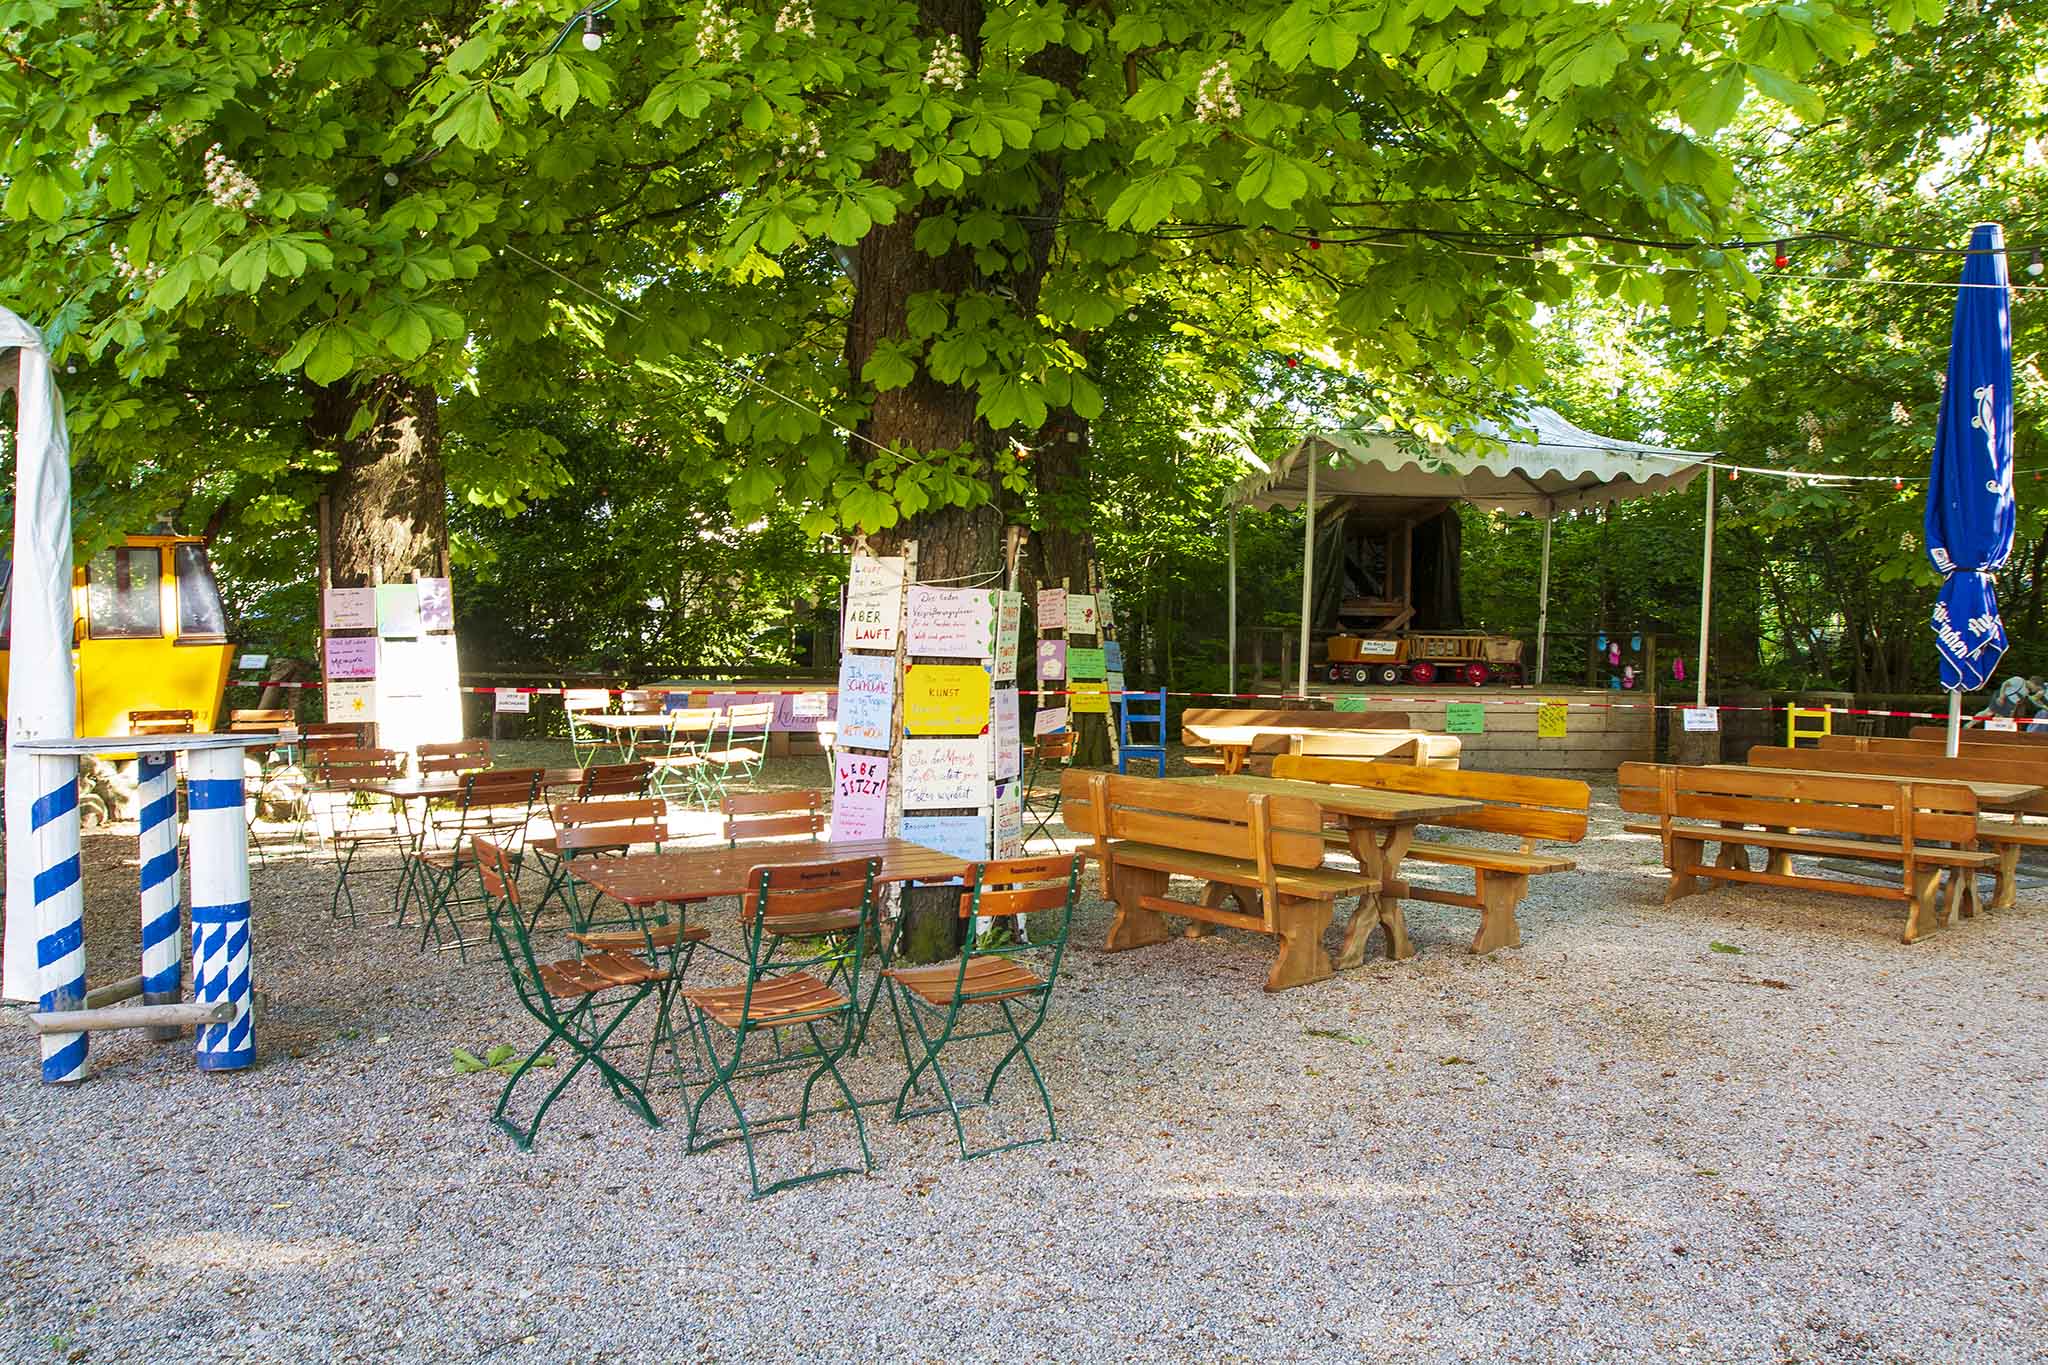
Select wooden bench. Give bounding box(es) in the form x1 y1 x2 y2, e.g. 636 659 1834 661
1909 724 2048 748
1292 730 1464 768
1617 763 1995 942
1751 742 2048 814
1061 770 1378 991
1271 755 1587 957
1181 706 1408 775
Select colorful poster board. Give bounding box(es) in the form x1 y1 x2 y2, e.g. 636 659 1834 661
906 586 994 657
325 679 376 723
375 583 421 638
902 736 991 809
1070 682 1109 715
836 653 897 749
1036 640 1067 681
901 813 989 863
1067 647 1107 681
1034 706 1069 736
831 753 891 839
993 687 1020 781
1537 699 1568 739
416 576 455 631
994 592 1022 682
1444 702 1486 734
846 556 906 650
903 663 993 736
324 636 377 680
495 688 531 714
323 587 375 630
1065 594 1098 636
1105 671 1126 701
1036 587 1066 628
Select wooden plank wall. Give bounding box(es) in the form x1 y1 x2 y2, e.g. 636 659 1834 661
1316 688 1653 775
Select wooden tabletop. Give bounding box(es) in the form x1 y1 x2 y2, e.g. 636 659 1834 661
370 768 588 801
1197 774 1483 824
572 837 973 907
1184 723 1426 746
1711 764 2043 811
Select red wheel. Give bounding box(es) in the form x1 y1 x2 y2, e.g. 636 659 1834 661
1463 662 1491 686
1408 661 1438 685
1326 664 1344 682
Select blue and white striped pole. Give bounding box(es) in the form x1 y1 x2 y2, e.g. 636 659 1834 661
188 746 254 1071
31 753 87 1084
137 751 183 1043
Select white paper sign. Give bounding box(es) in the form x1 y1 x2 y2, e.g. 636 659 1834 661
417 576 455 631
1036 587 1066 630
1097 588 1113 630
837 653 896 749
906 586 994 658
325 679 377 723
993 687 1021 781
993 782 1023 859
1036 639 1066 681
994 591 1022 682
1065 594 1098 636
324 587 375 630
1681 707 1720 733
236 653 269 671
1985 716 2019 732
846 556 906 651
831 753 890 840
792 691 831 719
902 736 992 809
901 813 990 864
1033 706 1069 736
1106 671 1127 701
495 688 531 714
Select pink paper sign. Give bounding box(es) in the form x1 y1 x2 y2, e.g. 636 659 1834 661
324 636 378 680
831 753 890 840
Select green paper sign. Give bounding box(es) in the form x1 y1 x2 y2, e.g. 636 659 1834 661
1067 647 1107 680
1332 695 1369 713
1444 701 1486 734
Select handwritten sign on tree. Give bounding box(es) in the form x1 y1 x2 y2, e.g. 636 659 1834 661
903 663 993 736
902 736 991 809
845 555 906 650
837 653 897 749
831 753 890 839
906 586 994 657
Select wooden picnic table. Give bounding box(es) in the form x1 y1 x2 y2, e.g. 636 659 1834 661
1198 774 1482 967
1185 724 1437 775
571 837 972 910
1706 763 2043 813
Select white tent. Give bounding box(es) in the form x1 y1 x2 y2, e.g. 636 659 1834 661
2 307 80 1003
1224 406 1720 697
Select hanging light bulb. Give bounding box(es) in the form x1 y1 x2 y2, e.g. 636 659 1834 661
1893 475 1904 490
1772 240 1789 269
581 10 606 49
2030 248 2045 278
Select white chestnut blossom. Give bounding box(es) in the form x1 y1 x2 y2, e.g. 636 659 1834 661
775 1 814 36
204 144 260 211
697 3 742 61
924 33 968 90
1195 61 1241 123
1891 401 1913 425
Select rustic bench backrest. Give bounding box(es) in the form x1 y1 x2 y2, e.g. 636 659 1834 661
1907 724 2048 748
1746 744 2048 813
1821 734 2048 766
1060 771 1328 868
1273 755 1589 844
1617 762 1978 844
1181 707 1409 754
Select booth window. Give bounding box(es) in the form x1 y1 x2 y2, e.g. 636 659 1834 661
86 546 162 640
174 543 228 640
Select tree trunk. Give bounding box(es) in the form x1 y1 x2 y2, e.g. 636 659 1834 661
310 376 448 586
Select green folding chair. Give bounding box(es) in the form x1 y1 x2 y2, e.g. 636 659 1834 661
680 857 880 1198
704 702 775 800
881 854 1080 1160
311 747 409 924
415 768 543 957
648 706 721 809
473 837 672 1149
524 763 653 919
562 688 616 767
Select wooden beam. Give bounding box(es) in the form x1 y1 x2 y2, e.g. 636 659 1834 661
28 1000 234 1035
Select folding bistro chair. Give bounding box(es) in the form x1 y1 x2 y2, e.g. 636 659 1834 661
533 798 688 951
417 737 492 779
300 722 366 762
704 702 775 799
881 855 1081 1159
721 790 826 847
1116 688 1169 775
647 707 720 809
526 763 653 907
1020 730 1076 843
229 708 301 859
310 747 408 923
474 837 673 1148
562 688 615 767
681 857 880 1198
414 768 543 957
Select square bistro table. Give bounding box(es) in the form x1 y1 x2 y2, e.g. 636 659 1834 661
1200 774 1482 967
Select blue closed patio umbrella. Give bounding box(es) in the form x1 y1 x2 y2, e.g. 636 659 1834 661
1925 222 2016 755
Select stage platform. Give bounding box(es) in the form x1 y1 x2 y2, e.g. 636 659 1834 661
1282 683 1654 776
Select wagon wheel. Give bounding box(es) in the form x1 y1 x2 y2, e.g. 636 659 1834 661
1408 661 1438 685
1375 664 1403 685
1462 662 1491 686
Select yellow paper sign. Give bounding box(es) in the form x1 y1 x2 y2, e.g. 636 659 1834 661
903 663 992 735
1070 681 1110 715
1537 698 1568 739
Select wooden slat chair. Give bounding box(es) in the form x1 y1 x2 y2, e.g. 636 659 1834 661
705 702 776 798
680 857 881 1198
1617 762 1995 942
473 837 673 1149
881 855 1081 1160
417 737 492 778
722 790 826 847
562 688 616 767
1061 770 1379 991
300 722 366 760
414 768 544 957
1270 755 1588 959
535 799 703 966
1020 730 1076 843
647 707 721 808
1116 688 1169 776
309 747 408 924
229 708 303 857
524 763 656 913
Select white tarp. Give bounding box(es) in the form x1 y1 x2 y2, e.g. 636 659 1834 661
2 307 79 1002
1234 405 1714 516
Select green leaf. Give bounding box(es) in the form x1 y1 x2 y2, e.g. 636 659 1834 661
435 88 502 151
860 342 917 392
826 194 872 246
451 1047 486 1072
304 324 358 384
1236 148 1311 210
1309 21 1359 70
906 293 950 340
371 303 435 361
1679 64 1747 136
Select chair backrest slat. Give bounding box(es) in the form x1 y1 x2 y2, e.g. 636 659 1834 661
577 762 652 799
552 798 666 855
723 790 825 845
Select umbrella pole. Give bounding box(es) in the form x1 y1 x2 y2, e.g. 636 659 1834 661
1947 688 1962 757
1696 466 1715 710
1298 452 1315 699
1535 511 1553 685
1227 508 1237 697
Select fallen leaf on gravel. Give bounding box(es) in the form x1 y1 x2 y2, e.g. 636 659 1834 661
1305 1028 1371 1045
1440 1056 1473 1066
1709 942 1743 954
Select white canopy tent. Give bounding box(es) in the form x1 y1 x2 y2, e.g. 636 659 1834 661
2 306 81 1003
1224 406 1720 698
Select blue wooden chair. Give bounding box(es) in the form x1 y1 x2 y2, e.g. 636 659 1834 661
1116 687 1168 775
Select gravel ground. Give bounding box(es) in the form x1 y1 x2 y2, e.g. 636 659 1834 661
1 747 2044 1363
